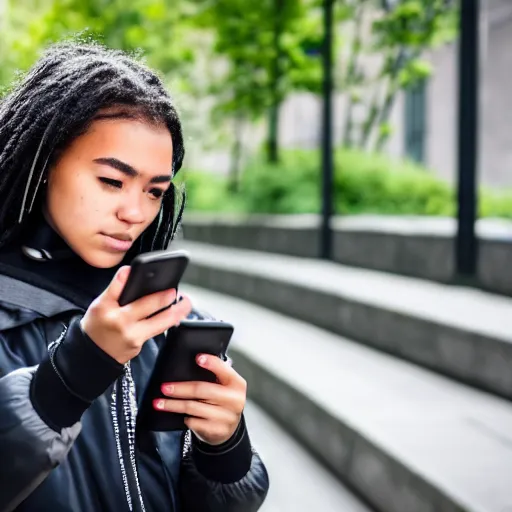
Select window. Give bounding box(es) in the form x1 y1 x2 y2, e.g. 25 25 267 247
404 80 426 164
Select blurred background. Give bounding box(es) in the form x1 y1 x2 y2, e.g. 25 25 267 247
2 1 512 511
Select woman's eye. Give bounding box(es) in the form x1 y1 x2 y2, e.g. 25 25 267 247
99 177 123 189
149 188 164 200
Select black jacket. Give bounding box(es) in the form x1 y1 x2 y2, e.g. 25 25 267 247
0 270 269 512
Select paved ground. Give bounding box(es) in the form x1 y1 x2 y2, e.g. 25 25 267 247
244 401 372 512
184 284 512 512
179 240 512 341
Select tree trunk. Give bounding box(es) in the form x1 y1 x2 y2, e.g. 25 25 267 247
359 47 406 149
267 0 284 164
359 88 381 149
267 103 280 164
342 2 365 147
228 113 244 192
374 48 422 152
374 84 398 151
361 0 453 151
370 0 438 151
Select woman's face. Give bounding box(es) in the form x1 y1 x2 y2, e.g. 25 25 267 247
45 117 174 268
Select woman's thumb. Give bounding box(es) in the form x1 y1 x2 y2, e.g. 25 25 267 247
107 265 131 303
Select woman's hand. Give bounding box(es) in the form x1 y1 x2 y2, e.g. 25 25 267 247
155 354 247 446
81 266 192 364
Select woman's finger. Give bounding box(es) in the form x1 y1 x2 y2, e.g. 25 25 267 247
104 266 131 303
137 295 192 339
153 398 236 424
122 287 177 321
196 354 247 390
160 381 243 411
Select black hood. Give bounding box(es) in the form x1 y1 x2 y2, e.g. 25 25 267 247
0 216 120 317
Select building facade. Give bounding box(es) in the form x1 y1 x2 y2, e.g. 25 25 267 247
278 0 511 189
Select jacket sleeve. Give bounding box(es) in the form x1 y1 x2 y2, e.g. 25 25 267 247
178 421 269 512
0 317 124 511
0 367 82 512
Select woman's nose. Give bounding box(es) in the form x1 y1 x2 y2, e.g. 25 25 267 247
117 195 146 225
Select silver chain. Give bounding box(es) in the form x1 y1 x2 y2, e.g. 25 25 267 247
111 363 146 512
121 362 146 512
111 381 133 511
48 327 147 511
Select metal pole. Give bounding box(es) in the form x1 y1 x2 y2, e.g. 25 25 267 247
321 0 334 259
456 0 480 277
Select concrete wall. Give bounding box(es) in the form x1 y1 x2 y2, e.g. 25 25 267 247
185 0 512 189
265 0 512 188
181 214 512 297
479 0 512 186
424 42 458 185
420 0 512 187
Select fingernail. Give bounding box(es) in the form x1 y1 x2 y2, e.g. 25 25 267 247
162 384 174 395
154 399 165 410
198 355 207 366
118 266 129 281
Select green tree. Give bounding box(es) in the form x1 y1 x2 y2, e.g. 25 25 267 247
339 0 368 148
0 0 53 91
1 0 200 90
0 0 214 164
199 0 324 166
338 0 458 152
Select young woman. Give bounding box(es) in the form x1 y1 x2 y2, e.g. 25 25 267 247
0 43 268 511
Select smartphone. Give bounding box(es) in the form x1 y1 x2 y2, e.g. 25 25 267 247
118 249 189 307
137 319 235 432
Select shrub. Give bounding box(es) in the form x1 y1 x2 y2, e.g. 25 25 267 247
180 149 512 218
334 149 455 216
175 170 242 212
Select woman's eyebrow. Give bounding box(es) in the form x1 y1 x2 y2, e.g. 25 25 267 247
93 157 172 183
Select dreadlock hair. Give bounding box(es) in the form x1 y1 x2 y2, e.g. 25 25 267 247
0 41 186 253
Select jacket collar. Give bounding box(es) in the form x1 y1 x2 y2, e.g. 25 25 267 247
0 272 80 329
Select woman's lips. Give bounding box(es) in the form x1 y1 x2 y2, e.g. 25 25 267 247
101 234 133 252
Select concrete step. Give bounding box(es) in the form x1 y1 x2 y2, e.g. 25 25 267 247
244 401 372 512
183 284 512 512
181 213 512 296
177 240 512 401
